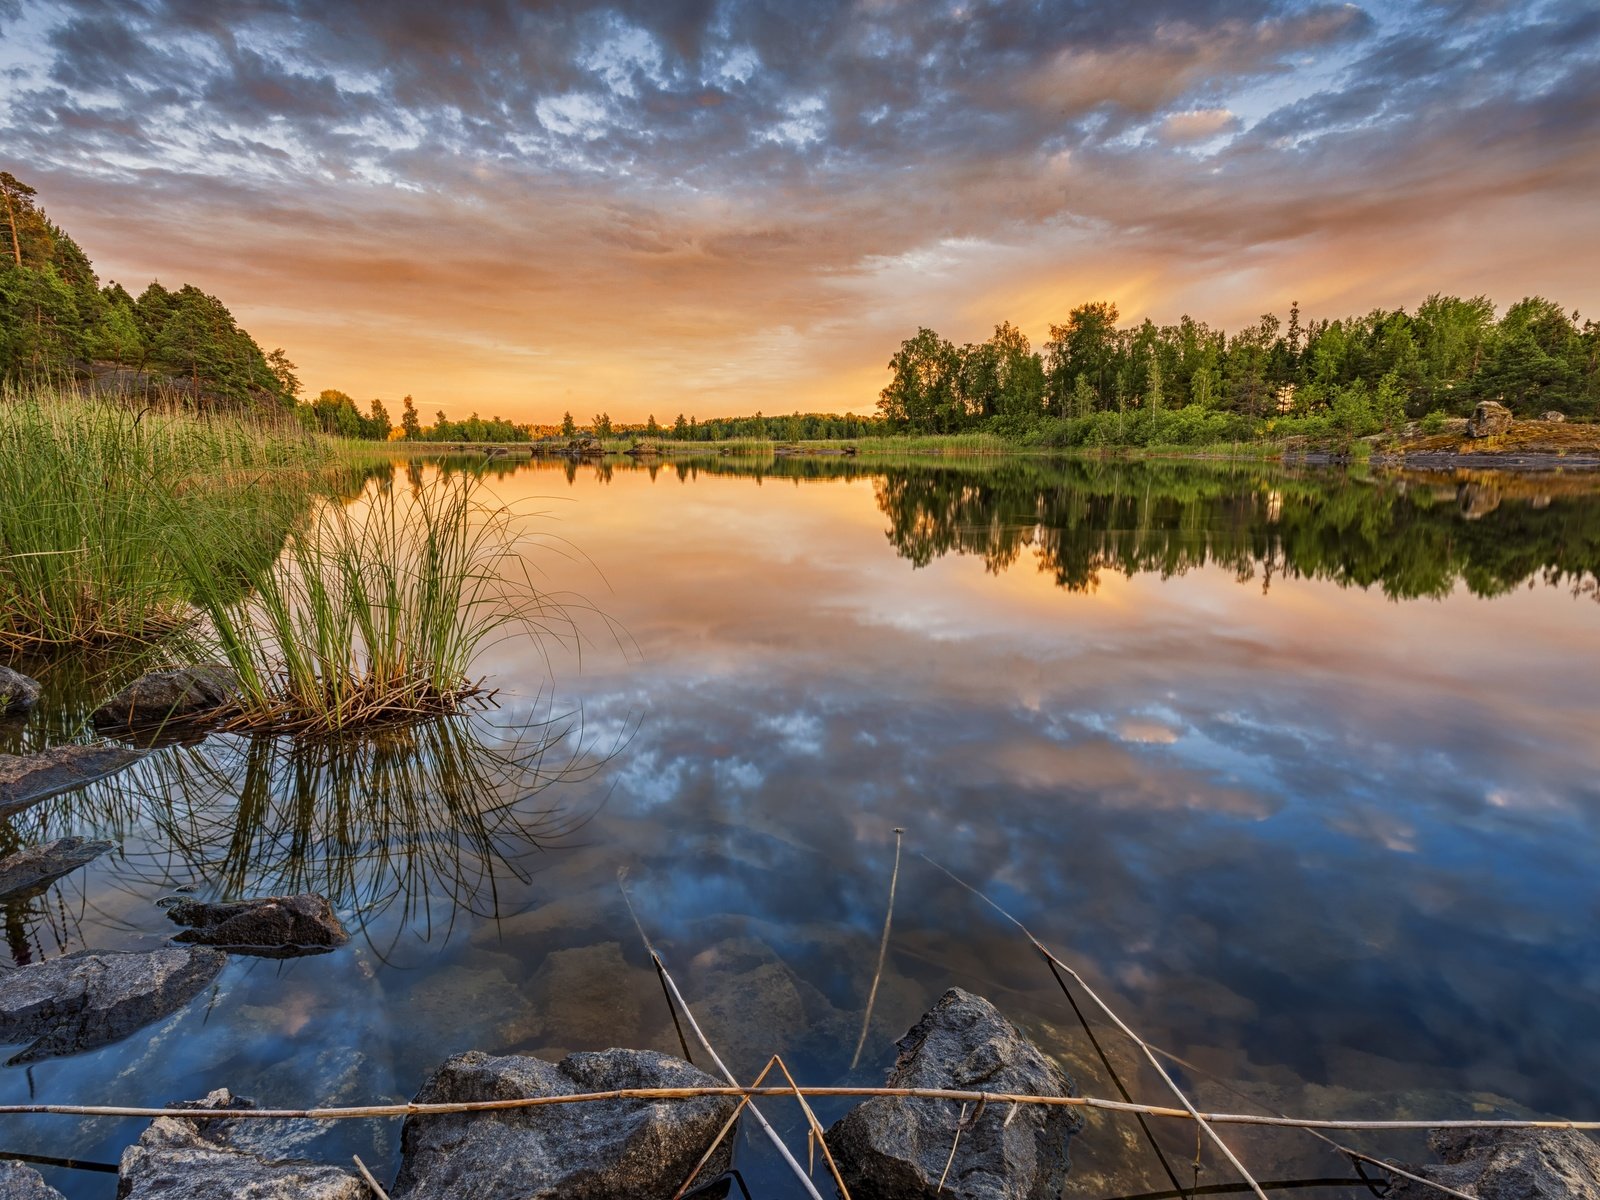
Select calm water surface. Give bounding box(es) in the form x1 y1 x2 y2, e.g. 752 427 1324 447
2 456 1598 1198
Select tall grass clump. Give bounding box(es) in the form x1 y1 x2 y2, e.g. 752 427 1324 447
0 385 322 651
182 472 571 735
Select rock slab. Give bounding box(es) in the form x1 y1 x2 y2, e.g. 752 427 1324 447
1468 400 1514 438
0 837 115 901
0 1160 66 1199
0 745 143 816
0 946 226 1064
393 1048 739 1199
1390 1126 1600 1200
117 1088 366 1199
0 668 40 717
165 894 349 958
826 988 1082 1200
91 666 238 730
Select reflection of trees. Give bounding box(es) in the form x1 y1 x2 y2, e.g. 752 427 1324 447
5 712 617 962
871 461 1600 600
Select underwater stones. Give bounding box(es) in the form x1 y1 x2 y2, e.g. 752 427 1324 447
1467 400 1514 438
0 668 40 717
393 1049 738 1200
826 988 1082 1200
0 1160 66 1200
90 665 238 731
164 893 350 958
526 941 648 1049
117 1088 367 1200
1390 1127 1600 1200
391 960 544 1051
0 946 226 1065
0 744 143 816
0 836 114 901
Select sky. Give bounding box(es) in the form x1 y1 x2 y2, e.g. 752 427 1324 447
2 0 1598 422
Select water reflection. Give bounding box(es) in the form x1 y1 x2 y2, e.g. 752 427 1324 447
4 711 615 964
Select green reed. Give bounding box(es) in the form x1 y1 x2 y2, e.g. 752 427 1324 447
180 471 573 734
0 385 322 651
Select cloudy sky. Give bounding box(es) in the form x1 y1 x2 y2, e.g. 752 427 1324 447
2 0 1597 421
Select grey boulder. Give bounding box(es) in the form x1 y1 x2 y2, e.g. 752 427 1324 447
1467 399 1514 438
826 988 1082 1200
1544 411 1568 422
0 837 114 901
0 745 143 816
1390 1126 1600 1200
117 1088 367 1199
0 946 226 1064
393 1048 739 1199
91 666 238 730
164 893 349 958
0 1160 66 1199
0 668 40 717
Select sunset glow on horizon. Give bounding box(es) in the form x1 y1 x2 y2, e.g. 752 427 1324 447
3 0 1597 423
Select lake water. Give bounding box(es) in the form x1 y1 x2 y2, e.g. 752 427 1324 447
2 455 1598 1198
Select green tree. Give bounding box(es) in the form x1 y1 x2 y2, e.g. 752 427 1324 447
265 348 300 403
560 411 576 437
401 395 422 440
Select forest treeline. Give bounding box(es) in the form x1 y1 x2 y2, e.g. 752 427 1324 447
874 298 1600 445
0 172 294 405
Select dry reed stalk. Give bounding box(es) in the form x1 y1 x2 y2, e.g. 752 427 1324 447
671 1056 782 1200
921 853 1271 1200
352 1155 392 1199
619 869 827 1200
771 1053 853 1199
0 1091 1592 1130
850 826 904 1071
937 1101 969 1192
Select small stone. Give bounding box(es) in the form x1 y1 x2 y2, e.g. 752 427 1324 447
0 668 41 717
164 893 349 958
117 1088 366 1199
1467 399 1514 438
0 1159 66 1199
1389 1126 1600 1200
826 988 1083 1200
91 665 238 731
0 837 114 901
0 946 227 1064
0 745 143 817
1544 411 1567 422
393 1049 738 1200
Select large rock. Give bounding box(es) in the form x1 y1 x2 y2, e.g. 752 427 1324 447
0 837 114 901
0 946 226 1064
393 1049 739 1199
91 666 238 731
117 1088 366 1199
826 988 1082 1200
0 1160 66 1199
0 745 143 816
0 668 40 717
1390 1126 1600 1200
1467 400 1514 438
164 894 349 958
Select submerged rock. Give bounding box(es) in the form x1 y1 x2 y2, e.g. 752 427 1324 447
1390 1126 1600 1200
0 1160 66 1199
393 1049 738 1199
0 745 143 816
164 893 349 958
826 988 1082 1200
0 668 40 717
0 836 114 901
0 945 226 1064
1467 399 1514 438
91 666 238 731
117 1088 366 1199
